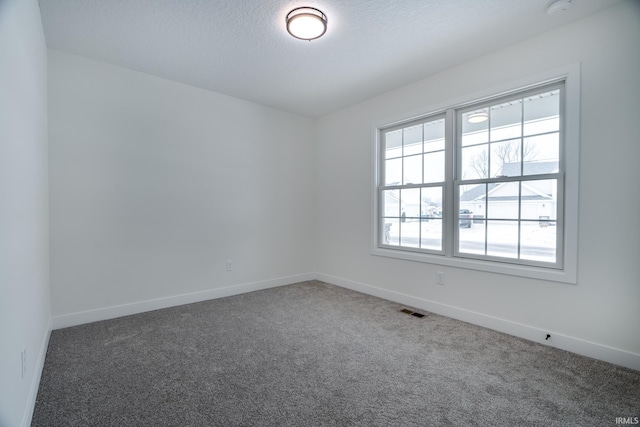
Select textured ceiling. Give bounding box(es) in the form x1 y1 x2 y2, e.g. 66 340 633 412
39 0 625 117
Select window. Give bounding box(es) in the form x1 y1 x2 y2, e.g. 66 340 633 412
456 84 563 267
381 115 446 252
373 67 579 283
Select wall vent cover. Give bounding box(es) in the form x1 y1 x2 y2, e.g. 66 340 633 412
400 308 427 318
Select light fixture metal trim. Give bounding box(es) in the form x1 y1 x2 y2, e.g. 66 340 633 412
286 7 328 41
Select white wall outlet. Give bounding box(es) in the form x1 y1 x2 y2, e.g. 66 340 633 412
21 349 26 379
436 271 445 285
226 260 232 271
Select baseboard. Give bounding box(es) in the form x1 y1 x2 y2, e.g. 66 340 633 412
47 270 640 370
316 272 640 372
52 273 316 330
22 317 52 427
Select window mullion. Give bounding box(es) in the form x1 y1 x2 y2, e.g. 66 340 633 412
487 107 492 180
517 181 522 259
444 108 455 257
520 96 525 175
419 125 424 248
518 98 525 258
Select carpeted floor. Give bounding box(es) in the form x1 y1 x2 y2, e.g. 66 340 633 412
32 280 640 426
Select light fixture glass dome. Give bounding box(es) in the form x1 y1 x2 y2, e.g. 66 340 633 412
467 111 489 123
286 7 327 41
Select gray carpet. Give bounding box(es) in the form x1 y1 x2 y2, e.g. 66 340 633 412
32 281 639 426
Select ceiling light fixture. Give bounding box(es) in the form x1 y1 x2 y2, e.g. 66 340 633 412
467 112 488 123
286 7 328 41
546 0 572 15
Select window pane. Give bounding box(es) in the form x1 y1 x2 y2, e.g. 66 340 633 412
524 89 560 136
385 158 402 186
459 183 485 218
487 181 520 220
421 187 443 253
424 119 445 152
424 151 444 183
422 219 442 251
461 110 489 147
520 222 556 263
491 100 522 141
461 144 488 179
522 133 559 175
382 218 399 246
401 188 421 218
487 220 518 259
491 139 521 177
459 220 486 255
424 138 445 153
403 124 422 156
382 189 400 217
385 129 402 159
400 220 420 248
520 179 557 221
421 187 442 218
403 155 422 185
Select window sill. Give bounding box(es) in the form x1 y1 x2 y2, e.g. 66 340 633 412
371 246 577 284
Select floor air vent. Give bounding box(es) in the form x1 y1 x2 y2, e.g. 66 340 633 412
400 308 426 318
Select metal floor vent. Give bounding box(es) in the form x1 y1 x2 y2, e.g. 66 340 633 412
400 308 426 318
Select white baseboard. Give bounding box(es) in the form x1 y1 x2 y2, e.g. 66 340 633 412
317 272 640 372
48 270 640 371
22 318 51 427
52 273 316 330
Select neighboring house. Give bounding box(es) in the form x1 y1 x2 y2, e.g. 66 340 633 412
460 161 558 222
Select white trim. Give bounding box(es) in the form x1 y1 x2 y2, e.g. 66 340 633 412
561 62 580 284
51 273 316 330
22 318 52 427
371 63 580 284
317 272 640 372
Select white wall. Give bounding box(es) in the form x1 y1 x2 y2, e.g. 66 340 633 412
1 3 635 425
315 1 640 369
0 0 51 426
48 50 316 323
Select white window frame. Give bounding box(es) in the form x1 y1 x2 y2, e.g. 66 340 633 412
371 64 580 284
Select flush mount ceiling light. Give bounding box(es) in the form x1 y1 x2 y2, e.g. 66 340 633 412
546 0 572 15
286 7 327 40
467 112 489 123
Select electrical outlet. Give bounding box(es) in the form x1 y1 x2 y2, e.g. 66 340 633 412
21 349 26 379
226 260 232 271
436 271 445 285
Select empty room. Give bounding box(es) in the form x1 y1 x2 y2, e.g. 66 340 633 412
1 0 639 425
